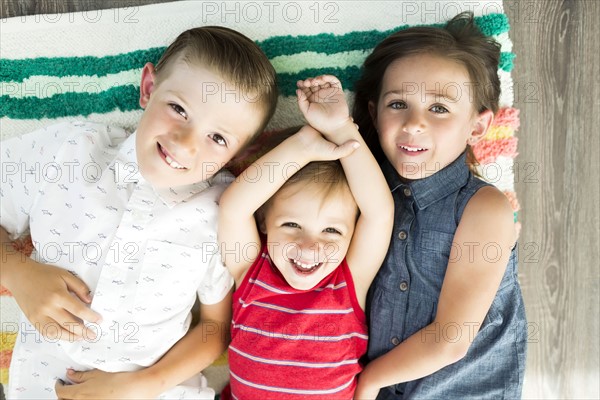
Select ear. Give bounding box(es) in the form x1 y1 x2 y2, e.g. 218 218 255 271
139 62 157 109
368 100 378 129
468 109 494 145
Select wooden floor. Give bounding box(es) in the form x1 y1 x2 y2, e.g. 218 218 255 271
1 0 598 399
505 0 599 398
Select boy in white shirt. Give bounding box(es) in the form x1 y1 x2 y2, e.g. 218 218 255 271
0 26 277 399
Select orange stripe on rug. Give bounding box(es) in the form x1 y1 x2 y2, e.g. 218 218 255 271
494 107 520 130
0 349 13 369
472 137 519 164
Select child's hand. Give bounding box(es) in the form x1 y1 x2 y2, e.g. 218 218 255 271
55 368 157 400
297 75 352 136
293 125 359 161
9 260 102 341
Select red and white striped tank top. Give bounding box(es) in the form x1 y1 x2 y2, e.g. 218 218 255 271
225 246 368 400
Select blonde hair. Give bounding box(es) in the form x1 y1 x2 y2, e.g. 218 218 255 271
256 160 357 228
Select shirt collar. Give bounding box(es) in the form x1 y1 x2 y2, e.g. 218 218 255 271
382 152 470 210
115 131 225 208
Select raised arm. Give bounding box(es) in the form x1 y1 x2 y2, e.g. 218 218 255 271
297 76 394 307
218 125 359 286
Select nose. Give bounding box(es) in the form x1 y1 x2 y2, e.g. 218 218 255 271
168 127 198 156
402 110 425 135
288 236 324 263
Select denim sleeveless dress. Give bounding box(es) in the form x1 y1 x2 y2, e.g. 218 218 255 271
367 152 527 399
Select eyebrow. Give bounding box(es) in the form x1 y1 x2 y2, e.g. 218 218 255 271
382 89 459 103
425 90 458 102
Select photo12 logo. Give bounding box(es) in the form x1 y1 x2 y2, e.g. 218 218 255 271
198 1 340 24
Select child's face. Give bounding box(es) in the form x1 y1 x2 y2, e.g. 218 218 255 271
370 53 486 180
262 183 358 291
136 60 264 188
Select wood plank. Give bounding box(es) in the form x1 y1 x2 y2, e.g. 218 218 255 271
506 0 600 398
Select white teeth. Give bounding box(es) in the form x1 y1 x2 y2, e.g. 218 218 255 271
159 144 186 169
401 145 425 152
164 153 186 169
292 259 320 270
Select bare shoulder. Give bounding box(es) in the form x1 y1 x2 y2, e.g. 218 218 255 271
466 185 514 215
460 185 516 246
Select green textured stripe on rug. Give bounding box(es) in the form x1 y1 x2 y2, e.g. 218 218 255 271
0 52 515 119
259 13 509 57
0 86 140 119
0 48 164 84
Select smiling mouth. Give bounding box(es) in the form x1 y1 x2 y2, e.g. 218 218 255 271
157 143 187 170
399 144 427 154
290 258 323 275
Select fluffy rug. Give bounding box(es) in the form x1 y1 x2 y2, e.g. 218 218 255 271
0 0 519 392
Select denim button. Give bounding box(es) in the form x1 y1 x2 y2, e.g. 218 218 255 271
403 187 412 197
391 337 400 346
398 231 407 240
399 281 409 291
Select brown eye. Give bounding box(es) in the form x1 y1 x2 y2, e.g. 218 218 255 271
430 105 449 114
389 101 407 110
169 103 188 119
210 134 227 147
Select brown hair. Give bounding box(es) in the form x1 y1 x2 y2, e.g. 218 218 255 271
154 26 278 138
352 12 501 173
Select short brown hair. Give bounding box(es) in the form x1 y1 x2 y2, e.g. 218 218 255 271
353 12 501 170
154 26 278 137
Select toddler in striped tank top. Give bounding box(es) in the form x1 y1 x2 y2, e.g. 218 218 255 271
218 75 394 399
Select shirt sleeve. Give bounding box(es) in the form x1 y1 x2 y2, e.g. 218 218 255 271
0 122 75 239
196 169 235 305
197 252 234 305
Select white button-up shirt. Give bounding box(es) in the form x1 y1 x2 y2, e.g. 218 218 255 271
1 121 233 399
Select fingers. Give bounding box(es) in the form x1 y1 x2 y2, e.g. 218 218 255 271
61 292 102 324
67 368 92 384
52 307 98 341
61 270 93 304
36 287 101 341
55 370 95 399
296 75 343 101
35 308 96 341
297 75 342 90
335 140 361 159
61 271 103 325
296 88 309 115
55 378 71 400
35 314 85 341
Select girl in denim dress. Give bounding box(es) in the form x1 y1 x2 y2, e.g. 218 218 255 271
352 12 527 399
